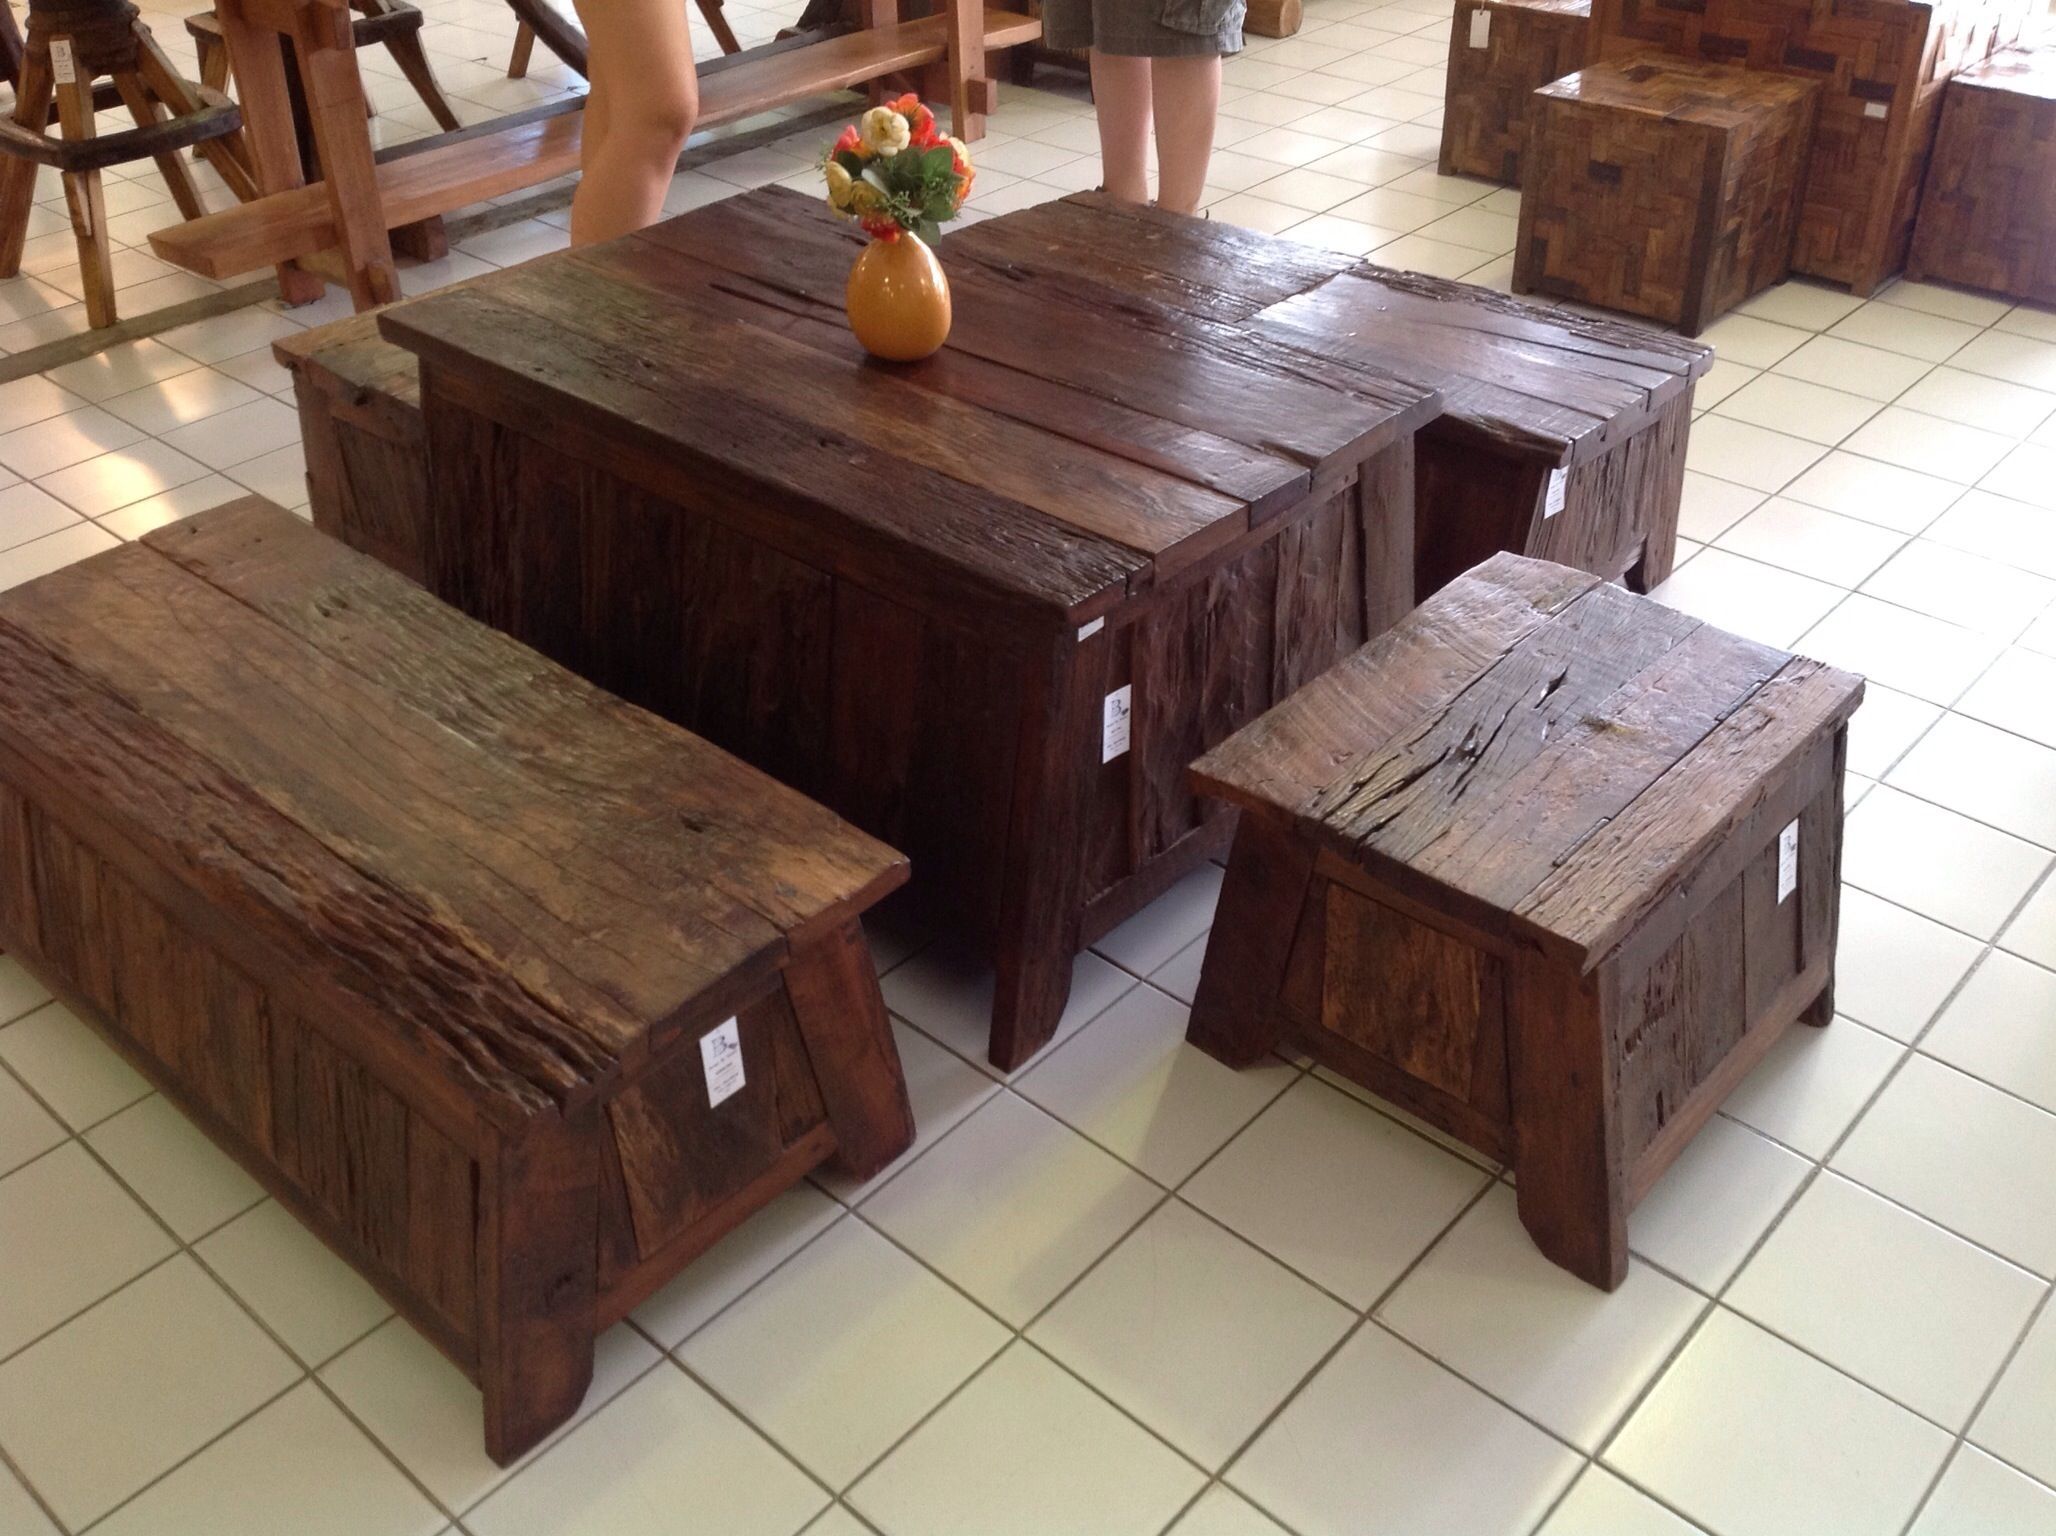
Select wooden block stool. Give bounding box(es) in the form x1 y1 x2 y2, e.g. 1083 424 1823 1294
1186 554 1863 1288
0 497 916 1462
1439 0 1589 184
1908 45 2056 305
1514 55 1817 335
0 0 258 327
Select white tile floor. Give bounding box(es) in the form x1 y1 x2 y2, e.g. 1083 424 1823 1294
4 0 2056 1532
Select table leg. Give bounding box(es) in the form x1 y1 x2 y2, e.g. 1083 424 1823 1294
1188 814 1309 1067
213 0 326 303
784 917 914 1180
287 0 398 309
988 625 1106 1073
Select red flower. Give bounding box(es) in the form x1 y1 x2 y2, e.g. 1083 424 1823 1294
859 215 902 241
834 124 862 156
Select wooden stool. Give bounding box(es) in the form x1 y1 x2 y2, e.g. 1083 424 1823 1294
1907 45 2056 305
0 497 915 1464
1186 554 1863 1288
0 0 257 327
1514 56 1817 335
188 0 462 138
1439 0 1588 184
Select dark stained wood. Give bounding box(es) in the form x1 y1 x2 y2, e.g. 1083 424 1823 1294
0 499 913 1463
375 186 1436 1070
1187 551 1862 1287
1515 56 1820 335
1908 45 2056 304
1587 0 2042 294
1440 0 1590 183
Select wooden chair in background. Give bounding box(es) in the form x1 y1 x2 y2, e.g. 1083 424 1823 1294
0 0 257 325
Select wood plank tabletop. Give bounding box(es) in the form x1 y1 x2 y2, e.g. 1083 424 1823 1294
376 186 1444 626
1194 552 1863 968
0 499 906 1122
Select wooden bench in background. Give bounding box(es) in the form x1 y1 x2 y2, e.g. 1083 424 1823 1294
0 498 914 1463
1186 554 1863 1288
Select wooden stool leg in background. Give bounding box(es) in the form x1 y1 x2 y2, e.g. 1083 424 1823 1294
287 0 398 307
1187 814 1309 1068
784 918 915 1180
197 23 230 91
694 0 742 55
0 48 53 273
505 18 533 77
52 45 117 327
139 31 258 197
111 74 207 220
1508 957 1629 1291
363 0 462 132
210 0 323 300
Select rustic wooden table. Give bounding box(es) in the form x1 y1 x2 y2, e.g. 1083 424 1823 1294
377 187 1442 1070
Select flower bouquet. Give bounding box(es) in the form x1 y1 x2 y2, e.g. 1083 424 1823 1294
823 96 974 361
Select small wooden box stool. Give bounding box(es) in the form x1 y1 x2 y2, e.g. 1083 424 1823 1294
1440 0 1591 184
0 499 915 1461
1187 555 1863 1288
1514 56 1819 335
1908 46 2056 305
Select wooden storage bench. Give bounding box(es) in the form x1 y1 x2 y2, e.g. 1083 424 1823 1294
0 499 914 1461
1186 554 1863 1287
1516 55 1819 334
1244 258 1711 599
1908 46 2056 304
1440 0 1591 184
277 310 429 584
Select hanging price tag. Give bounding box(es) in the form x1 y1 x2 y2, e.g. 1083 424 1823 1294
1543 469 1567 519
1468 9 1491 46
1102 685 1132 763
700 1018 745 1107
50 37 77 85
1777 819 1799 903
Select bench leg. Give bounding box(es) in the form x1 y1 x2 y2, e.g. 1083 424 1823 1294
380 26 462 132
134 34 260 203
989 628 1105 1073
0 51 53 275
1188 814 1308 1069
507 19 535 78
211 0 326 300
478 1108 599 1467
110 73 208 222
1507 955 1629 1291
785 917 914 1181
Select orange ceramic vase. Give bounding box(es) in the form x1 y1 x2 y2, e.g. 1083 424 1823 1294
845 232 952 362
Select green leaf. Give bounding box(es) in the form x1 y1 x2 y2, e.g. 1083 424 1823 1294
923 144 955 175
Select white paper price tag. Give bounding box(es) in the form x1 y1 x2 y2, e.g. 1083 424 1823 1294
1077 616 1105 642
1543 468 1567 519
1102 685 1132 763
1777 819 1799 903
700 1017 745 1107
1468 9 1490 46
1863 100 1888 119
50 37 77 85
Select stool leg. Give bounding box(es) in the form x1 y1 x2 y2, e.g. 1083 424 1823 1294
1508 956 1628 1291
52 69 118 328
198 27 230 92
111 73 207 222
381 27 462 132
507 18 534 78
784 917 915 1181
695 0 743 55
1188 814 1308 1068
135 32 260 203
0 50 53 275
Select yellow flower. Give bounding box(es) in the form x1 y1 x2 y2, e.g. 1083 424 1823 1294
859 105 911 158
824 161 855 208
848 181 884 215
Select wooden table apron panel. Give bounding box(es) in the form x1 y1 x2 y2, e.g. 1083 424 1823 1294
378 188 1440 1069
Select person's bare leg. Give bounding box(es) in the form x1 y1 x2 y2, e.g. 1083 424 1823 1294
569 0 698 245
1151 53 1220 214
1090 50 1153 204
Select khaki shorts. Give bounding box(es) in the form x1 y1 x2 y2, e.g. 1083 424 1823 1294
1041 0 1245 57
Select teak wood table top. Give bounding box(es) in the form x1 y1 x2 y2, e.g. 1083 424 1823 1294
376 186 1443 635
1192 552 1865 973
0 497 906 1129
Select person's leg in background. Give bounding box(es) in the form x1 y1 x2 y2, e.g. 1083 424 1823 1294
569 0 699 245
1149 52 1220 213
1090 50 1156 203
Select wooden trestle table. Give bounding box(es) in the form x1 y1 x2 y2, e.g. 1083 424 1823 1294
376 187 1443 1071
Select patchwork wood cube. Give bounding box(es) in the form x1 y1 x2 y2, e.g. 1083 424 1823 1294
1515 56 1819 334
1588 0 2042 295
1908 46 2056 304
0 499 914 1463
1440 0 1592 183
1187 555 1863 1288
